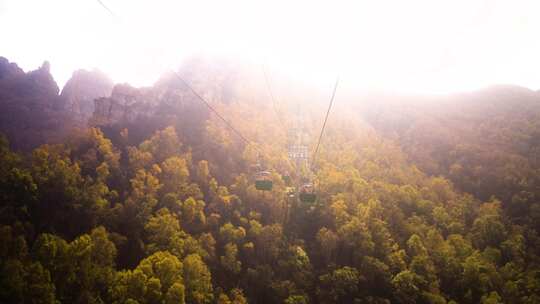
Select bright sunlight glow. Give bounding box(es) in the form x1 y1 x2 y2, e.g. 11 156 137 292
1 0 540 94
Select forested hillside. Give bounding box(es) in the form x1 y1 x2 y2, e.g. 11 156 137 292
359 87 540 232
0 58 539 304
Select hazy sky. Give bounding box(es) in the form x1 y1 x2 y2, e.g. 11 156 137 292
1 0 540 94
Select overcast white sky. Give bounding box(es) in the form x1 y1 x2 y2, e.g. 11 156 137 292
1 0 540 94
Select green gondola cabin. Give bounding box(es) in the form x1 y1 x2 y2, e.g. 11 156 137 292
255 171 273 191
282 174 292 185
299 183 316 203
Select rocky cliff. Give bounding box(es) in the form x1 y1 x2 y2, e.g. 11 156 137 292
60 69 113 122
90 76 210 146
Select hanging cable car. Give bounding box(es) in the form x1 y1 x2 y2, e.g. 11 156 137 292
299 182 316 203
255 171 273 191
282 172 292 185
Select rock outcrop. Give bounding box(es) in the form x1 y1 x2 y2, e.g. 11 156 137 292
92 83 159 125
90 76 211 147
60 69 113 122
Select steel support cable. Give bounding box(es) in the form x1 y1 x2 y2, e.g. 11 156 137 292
96 0 117 18
311 76 339 170
169 70 255 146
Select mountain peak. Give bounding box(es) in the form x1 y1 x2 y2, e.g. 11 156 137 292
60 68 114 121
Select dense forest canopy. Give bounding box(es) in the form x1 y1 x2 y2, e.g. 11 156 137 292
0 57 539 304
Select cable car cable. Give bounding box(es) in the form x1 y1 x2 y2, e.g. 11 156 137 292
311 76 339 169
169 70 255 147
95 0 117 18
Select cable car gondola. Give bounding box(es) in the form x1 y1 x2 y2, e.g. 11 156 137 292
282 173 292 186
255 171 273 191
299 182 316 203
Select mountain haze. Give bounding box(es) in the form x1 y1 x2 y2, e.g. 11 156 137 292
0 57 539 304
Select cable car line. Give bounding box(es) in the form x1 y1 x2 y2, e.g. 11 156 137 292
95 0 117 18
311 76 339 170
170 70 255 147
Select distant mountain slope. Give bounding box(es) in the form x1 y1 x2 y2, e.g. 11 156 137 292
359 86 540 226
